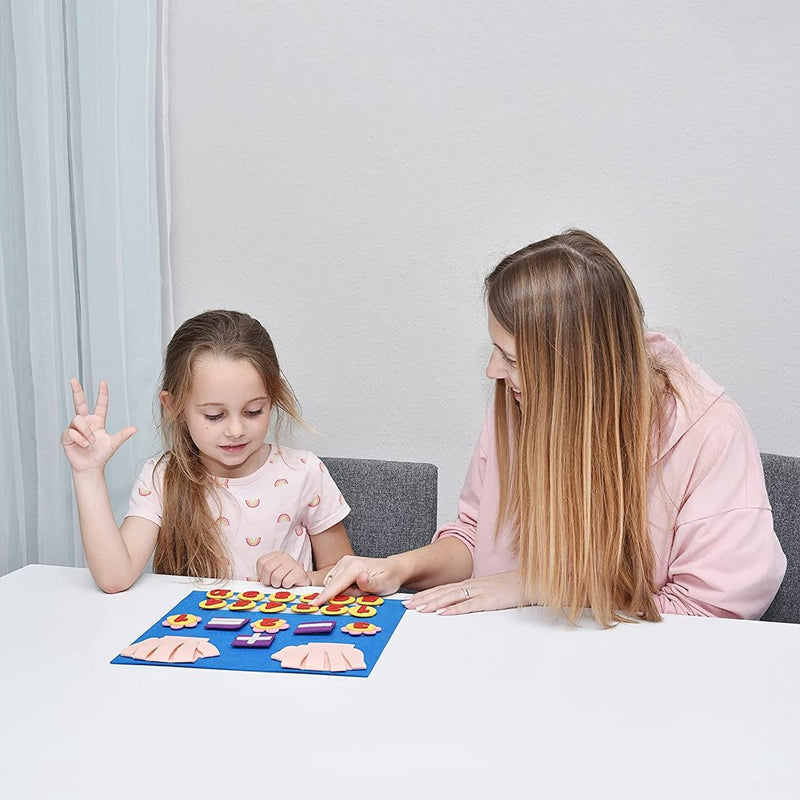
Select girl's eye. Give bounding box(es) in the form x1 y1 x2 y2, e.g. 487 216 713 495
204 413 223 422
245 409 264 418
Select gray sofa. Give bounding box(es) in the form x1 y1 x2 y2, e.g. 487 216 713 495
321 456 438 560
321 453 799 623
761 452 800 623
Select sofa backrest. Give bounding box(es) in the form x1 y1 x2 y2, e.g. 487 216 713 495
760 452 800 623
321 456 438 560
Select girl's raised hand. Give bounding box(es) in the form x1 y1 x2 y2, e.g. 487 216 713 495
61 379 137 474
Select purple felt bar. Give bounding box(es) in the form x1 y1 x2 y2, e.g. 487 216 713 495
232 632 275 648
205 617 250 630
294 621 336 635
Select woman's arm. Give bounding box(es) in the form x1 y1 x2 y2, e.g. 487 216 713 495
654 507 785 618
317 411 492 603
652 400 786 619
403 570 524 615
315 536 474 603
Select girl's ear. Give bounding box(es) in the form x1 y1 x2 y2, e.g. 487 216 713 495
159 391 175 415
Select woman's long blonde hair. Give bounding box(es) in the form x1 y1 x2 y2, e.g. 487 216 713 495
486 230 672 626
154 310 302 579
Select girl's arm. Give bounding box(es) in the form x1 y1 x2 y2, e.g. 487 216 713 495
315 536 474 603
62 379 158 592
257 522 355 589
73 472 159 592
307 521 354 585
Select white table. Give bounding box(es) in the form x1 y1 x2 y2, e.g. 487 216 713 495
1 564 798 799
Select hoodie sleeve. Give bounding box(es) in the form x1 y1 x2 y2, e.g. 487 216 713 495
430 415 491 558
653 400 786 619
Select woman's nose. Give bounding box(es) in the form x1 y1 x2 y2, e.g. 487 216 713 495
486 350 504 380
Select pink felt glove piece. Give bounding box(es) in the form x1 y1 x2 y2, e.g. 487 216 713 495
271 643 366 672
121 636 220 663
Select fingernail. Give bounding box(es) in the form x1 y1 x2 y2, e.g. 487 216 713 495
414 604 427 612
402 599 412 606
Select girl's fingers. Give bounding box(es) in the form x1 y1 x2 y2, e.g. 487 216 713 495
68 415 96 444
283 566 307 588
93 380 109 421
69 378 90 417
265 559 294 588
110 426 137 452
62 427 91 449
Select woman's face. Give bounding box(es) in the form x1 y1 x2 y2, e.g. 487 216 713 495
486 312 521 403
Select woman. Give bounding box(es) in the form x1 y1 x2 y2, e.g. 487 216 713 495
318 230 786 625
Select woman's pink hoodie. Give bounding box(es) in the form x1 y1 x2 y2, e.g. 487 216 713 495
433 333 786 618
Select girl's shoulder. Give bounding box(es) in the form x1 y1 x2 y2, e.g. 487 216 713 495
267 445 326 473
134 453 169 486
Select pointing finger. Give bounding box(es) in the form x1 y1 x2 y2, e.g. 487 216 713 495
316 564 363 603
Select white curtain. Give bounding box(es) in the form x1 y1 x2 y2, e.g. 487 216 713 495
0 0 171 575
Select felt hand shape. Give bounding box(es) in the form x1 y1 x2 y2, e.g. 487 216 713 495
271 643 366 672
120 636 220 663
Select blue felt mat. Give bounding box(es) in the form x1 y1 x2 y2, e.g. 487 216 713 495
111 590 406 678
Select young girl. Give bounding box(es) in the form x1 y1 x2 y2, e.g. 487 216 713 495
317 230 786 625
62 309 353 593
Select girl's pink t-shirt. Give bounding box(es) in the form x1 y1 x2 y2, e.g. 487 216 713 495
126 446 350 581
433 333 786 618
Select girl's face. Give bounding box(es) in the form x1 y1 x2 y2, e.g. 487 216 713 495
486 312 521 403
170 355 273 478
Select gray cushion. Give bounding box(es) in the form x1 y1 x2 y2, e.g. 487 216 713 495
320 457 438 560
321 453 800 621
760 452 800 624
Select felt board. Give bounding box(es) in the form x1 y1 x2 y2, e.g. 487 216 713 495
111 590 406 678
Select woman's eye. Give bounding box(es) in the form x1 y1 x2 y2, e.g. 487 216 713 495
204 413 223 422
503 353 517 367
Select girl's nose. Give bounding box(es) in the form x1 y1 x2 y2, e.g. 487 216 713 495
225 417 245 438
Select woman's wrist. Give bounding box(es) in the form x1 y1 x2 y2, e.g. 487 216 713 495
384 552 415 590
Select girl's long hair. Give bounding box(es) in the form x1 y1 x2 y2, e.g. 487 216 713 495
486 230 672 626
154 310 302 579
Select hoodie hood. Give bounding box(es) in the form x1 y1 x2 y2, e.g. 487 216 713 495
647 331 726 464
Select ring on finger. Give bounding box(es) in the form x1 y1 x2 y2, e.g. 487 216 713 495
462 586 470 600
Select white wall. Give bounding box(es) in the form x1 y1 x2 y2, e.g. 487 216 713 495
167 0 800 525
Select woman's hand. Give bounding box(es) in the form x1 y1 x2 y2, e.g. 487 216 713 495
403 571 524 615
315 555 406 603
257 552 310 588
61 379 137 474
